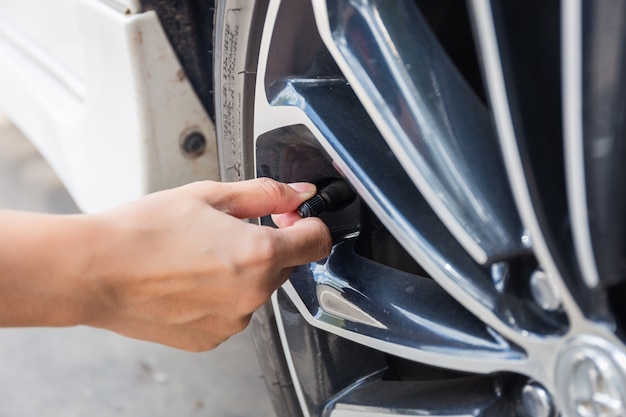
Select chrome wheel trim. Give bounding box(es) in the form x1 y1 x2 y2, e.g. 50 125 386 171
562 0 601 290
311 0 524 267
223 0 626 415
468 0 587 327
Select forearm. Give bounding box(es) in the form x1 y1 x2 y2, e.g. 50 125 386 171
0 210 99 327
0 179 331 351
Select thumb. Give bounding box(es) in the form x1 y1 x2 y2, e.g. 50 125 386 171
272 217 332 268
204 178 317 219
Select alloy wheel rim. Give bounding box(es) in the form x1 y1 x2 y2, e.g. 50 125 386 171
223 0 626 415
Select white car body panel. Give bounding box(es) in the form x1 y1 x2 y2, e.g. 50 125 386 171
0 0 219 213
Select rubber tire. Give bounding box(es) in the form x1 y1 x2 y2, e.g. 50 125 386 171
213 2 303 416
251 303 304 417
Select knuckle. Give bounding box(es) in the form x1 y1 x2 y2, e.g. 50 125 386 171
187 180 222 205
256 177 288 201
188 180 217 194
254 229 278 264
234 228 277 269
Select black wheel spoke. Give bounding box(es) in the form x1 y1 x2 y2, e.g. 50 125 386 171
314 0 525 266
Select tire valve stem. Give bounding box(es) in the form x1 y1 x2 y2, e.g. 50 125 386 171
297 179 356 218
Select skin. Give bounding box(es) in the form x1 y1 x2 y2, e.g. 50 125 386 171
0 178 332 352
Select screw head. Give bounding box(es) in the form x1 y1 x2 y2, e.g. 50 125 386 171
181 132 206 157
522 382 554 417
530 269 561 311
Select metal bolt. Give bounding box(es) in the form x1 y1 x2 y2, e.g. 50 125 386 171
521 230 533 248
522 382 554 417
181 132 206 157
530 269 562 311
491 262 509 293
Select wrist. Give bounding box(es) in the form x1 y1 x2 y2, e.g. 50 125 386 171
60 213 113 327
0 211 104 327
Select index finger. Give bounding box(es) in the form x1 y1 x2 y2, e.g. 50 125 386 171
200 178 317 219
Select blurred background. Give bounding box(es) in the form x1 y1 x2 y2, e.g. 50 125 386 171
0 112 275 417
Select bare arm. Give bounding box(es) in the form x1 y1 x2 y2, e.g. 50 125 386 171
0 178 331 351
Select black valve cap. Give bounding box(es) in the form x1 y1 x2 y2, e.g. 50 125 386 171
297 179 356 218
297 194 327 218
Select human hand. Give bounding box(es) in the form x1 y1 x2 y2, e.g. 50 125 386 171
84 178 331 351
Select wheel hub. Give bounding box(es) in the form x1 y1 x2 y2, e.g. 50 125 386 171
555 337 626 417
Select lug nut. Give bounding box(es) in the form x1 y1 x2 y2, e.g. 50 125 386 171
491 261 509 293
530 269 561 311
522 382 554 417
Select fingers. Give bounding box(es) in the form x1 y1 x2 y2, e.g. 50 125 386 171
197 178 316 219
271 211 302 228
271 217 332 268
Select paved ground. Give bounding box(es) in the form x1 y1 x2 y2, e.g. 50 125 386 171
0 114 275 417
